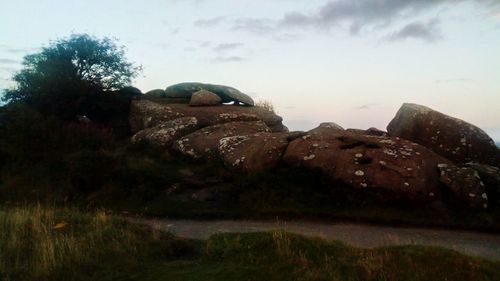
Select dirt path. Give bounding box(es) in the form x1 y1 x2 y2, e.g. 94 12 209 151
137 218 500 260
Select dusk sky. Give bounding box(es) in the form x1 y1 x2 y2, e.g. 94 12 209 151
1 0 500 140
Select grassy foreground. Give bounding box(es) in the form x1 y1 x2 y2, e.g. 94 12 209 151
1 206 499 281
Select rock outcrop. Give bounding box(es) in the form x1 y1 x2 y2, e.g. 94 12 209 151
131 117 199 146
219 132 303 173
466 163 500 204
130 99 286 133
189 90 222 106
437 164 489 209
144 89 167 98
128 91 497 211
165 82 255 106
387 103 500 167
172 121 271 159
283 129 488 209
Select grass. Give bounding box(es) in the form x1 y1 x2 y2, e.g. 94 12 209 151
1 206 499 281
153 231 500 281
0 205 197 281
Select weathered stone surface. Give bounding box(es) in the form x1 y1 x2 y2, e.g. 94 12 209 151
466 163 500 205
144 89 167 98
219 132 293 173
438 164 489 209
130 99 285 133
189 90 222 106
309 122 344 136
131 117 199 146
165 82 255 106
387 103 500 167
283 130 487 209
347 128 387 137
366 127 387 136
172 121 270 159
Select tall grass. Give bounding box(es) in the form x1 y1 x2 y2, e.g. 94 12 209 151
0 205 191 281
200 231 500 281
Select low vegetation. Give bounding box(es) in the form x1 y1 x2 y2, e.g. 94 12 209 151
255 99 276 113
0 206 197 281
1 206 499 281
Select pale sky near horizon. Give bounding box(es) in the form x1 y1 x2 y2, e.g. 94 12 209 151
1 0 500 140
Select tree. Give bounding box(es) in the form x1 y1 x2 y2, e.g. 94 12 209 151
2 34 141 120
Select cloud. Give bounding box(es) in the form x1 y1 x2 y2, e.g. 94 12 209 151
194 16 226 27
213 43 244 52
231 18 275 34
383 19 442 42
0 45 40 54
212 56 245 63
276 0 499 39
0 58 20 64
354 103 376 110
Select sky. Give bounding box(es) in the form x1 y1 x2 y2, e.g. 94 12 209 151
1 0 500 140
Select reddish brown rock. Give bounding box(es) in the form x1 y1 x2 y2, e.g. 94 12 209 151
347 128 387 137
466 163 500 205
172 121 270 159
130 99 285 133
131 117 199 146
218 132 297 173
387 103 500 167
308 122 344 136
437 164 489 209
283 130 488 209
189 90 222 106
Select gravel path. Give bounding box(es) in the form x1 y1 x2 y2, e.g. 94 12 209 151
137 218 500 260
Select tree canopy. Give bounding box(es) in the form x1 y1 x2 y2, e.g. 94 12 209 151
2 34 141 120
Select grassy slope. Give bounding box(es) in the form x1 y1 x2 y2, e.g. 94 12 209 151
1 207 499 281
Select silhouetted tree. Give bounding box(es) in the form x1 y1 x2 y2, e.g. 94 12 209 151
2 34 141 121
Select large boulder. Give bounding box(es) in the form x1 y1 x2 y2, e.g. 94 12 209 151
387 103 500 167
219 132 303 173
437 164 489 209
172 121 271 159
347 127 387 137
466 163 500 205
131 117 199 146
189 90 222 106
130 99 286 133
144 89 167 98
283 130 488 209
165 82 255 106
116 86 142 99
308 122 344 136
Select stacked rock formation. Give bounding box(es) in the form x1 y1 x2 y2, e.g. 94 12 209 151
131 83 500 210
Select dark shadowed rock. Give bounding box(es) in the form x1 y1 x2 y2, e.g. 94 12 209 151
172 121 270 159
165 82 255 106
130 99 285 133
437 164 489 209
131 117 199 146
144 89 167 98
347 128 387 137
308 122 344 136
466 163 500 205
219 132 295 173
117 86 142 98
189 90 222 106
387 103 500 167
283 130 487 209
366 127 387 136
